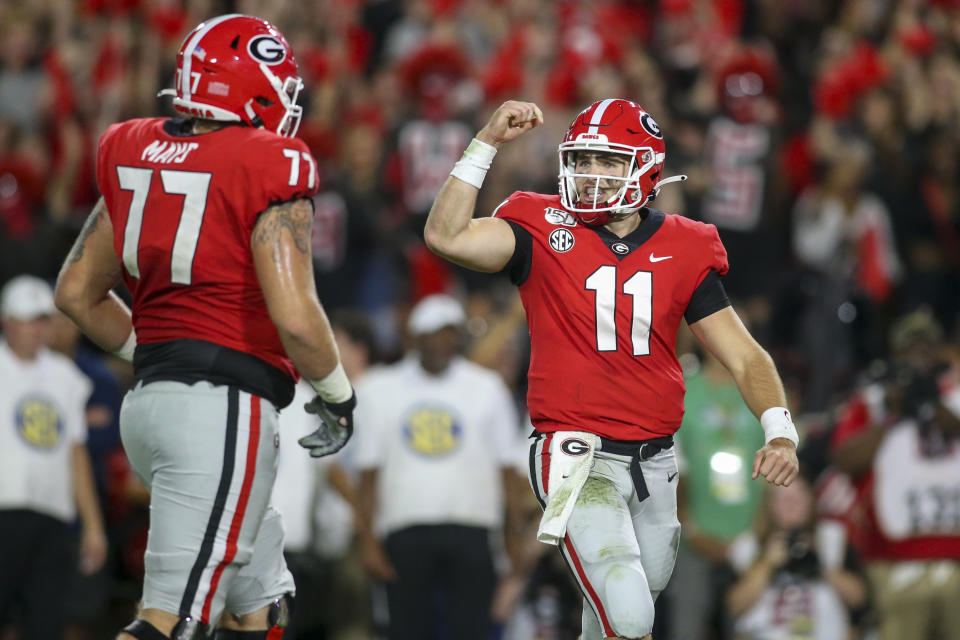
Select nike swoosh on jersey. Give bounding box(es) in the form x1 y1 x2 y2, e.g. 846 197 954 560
649 253 673 262
667 472 678 482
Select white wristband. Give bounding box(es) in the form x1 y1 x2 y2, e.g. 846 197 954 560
450 138 498 189
306 362 352 403
112 328 136 363
760 407 799 446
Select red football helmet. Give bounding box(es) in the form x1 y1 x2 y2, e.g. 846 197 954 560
558 99 684 226
159 14 304 137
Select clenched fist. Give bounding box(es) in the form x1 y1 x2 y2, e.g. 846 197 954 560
476 100 544 148
752 437 800 486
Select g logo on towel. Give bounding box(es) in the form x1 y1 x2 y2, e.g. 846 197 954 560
560 437 590 456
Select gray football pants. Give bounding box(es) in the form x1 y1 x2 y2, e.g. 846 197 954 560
120 381 295 628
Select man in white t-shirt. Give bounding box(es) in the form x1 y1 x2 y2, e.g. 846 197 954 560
354 294 524 640
0 275 107 639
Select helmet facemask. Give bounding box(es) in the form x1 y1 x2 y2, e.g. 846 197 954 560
558 141 664 225
260 64 304 137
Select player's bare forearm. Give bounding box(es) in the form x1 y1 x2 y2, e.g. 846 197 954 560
729 347 788 420
424 100 543 273
252 198 342 380
689 307 787 417
691 307 799 484
55 198 133 351
424 178 516 272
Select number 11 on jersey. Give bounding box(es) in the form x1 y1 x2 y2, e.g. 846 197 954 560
585 266 652 356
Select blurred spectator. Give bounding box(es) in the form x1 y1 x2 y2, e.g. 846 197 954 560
664 348 766 640
0 14 51 135
829 309 960 640
48 310 125 638
867 364 960 639
791 137 902 410
353 294 524 640
0 275 106 640
694 45 789 303
311 122 394 314
47 310 124 516
725 476 868 640
897 132 960 334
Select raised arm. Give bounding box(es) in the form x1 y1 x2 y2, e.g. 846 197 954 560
423 100 543 272
689 307 800 486
55 197 134 355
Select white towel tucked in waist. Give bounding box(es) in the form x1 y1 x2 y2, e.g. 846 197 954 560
536 431 597 545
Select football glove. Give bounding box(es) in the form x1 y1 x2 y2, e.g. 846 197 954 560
298 391 356 458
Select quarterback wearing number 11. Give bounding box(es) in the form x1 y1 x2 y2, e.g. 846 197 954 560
424 98 800 640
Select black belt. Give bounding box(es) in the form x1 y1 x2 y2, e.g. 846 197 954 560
597 435 674 502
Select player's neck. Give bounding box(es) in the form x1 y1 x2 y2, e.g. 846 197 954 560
603 211 642 238
189 119 231 134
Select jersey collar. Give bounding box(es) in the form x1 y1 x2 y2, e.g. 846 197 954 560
587 208 665 261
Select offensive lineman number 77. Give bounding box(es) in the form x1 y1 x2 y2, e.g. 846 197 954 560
117 149 314 285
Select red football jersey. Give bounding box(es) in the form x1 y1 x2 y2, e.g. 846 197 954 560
494 192 729 440
96 118 320 378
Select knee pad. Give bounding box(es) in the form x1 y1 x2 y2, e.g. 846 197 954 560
603 565 655 639
123 617 211 640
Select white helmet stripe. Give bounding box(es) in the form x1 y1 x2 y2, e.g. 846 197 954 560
587 98 616 135
181 13 243 100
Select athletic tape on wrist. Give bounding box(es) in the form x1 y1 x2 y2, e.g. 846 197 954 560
449 138 498 189
306 362 352 403
112 328 136 363
760 406 799 446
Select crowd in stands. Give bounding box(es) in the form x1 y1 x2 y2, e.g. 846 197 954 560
1 0 959 638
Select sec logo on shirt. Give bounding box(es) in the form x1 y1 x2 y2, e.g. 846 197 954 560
403 405 462 456
549 228 575 253
16 396 63 449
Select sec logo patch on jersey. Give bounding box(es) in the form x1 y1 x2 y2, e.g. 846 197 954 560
549 228 575 253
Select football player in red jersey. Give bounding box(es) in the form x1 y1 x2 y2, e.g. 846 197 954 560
424 99 800 640
54 14 355 640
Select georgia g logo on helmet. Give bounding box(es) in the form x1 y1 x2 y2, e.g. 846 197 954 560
640 113 662 138
248 35 287 65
